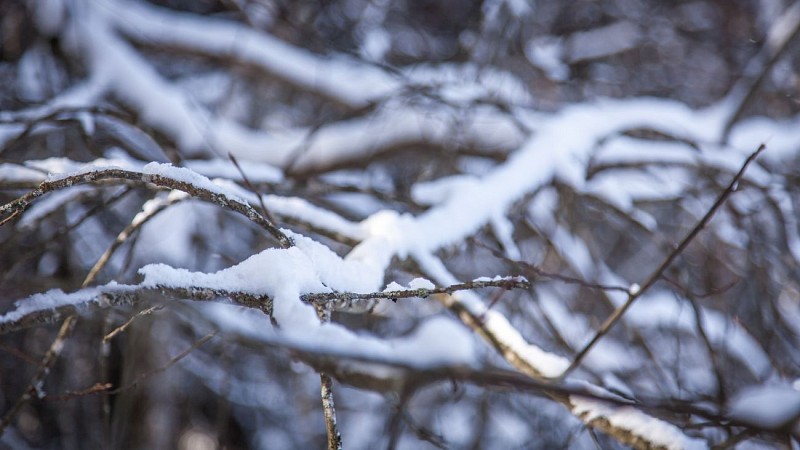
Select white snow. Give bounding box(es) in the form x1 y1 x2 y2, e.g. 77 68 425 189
141 162 248 204
404 63 532 106
205 302 478 371
571 396 707 450
184 159 283 184
728 384 800 429
0 164 47 183
484 310 570 378
0 284 134 324
383 282 404 292
408 278 435 290
288 231 381 293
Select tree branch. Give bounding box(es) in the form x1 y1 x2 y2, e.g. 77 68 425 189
0 167 293 248
560 144 766 378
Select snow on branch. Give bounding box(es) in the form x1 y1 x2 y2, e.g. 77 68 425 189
48 1 527 170
104 0 400 109
0 282 479 377
0 163 292 248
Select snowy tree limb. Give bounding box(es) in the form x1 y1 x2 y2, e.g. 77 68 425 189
0 166 292 248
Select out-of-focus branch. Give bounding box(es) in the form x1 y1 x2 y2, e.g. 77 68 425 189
413 247 708 449
722 2 800 141
474 239 630 293
0 316 78 436
83 191 188 287
561 144 766 378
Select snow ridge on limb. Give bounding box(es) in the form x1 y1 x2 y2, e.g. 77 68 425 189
0 163 292 248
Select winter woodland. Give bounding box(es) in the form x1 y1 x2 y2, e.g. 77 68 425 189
1 0 799 449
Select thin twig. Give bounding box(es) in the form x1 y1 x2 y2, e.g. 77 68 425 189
43 331 217 401
722 2 800 141
228 152 277 224
319 373 343 450
0 315 78 436
687 294 728 404
106 330 217 394
103 306 163 342
46 383 114 402
474 240 629 293
83 192 186 287
559 144 766 378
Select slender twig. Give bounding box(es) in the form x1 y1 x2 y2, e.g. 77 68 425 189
400 410 447 449
686 294 728 404
1 186 133 286
105 330 217 394
45 383 114 402
103 305 163 342
0 315 78 436
559 144 765 378
83 192 187 287
0 167 293 248
41 331 216 401
227 152 278 224
474 239 629 293
662 275 741 299
722 2 800 141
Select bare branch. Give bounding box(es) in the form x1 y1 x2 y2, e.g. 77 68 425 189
83 191 187 287
474 239 630 293
722 2 800 141
0 316 78 435
106 330 218 394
